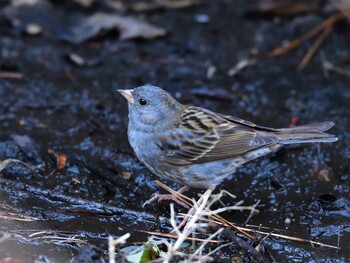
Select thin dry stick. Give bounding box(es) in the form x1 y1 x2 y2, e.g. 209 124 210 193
323 59 350 77
337 225 341 254
227 12 346 76
239 226 340 249
208 216 340 249
9 229 78 234
189 228 225 260
179 207 340 250
298 26 333 70
109 233 130 263
164 203 204 262
264 12 345 58
211 213 255 240
156 180 254 240
0 212 40 222
155 180 192 205
137 229 220 243
0 72 24 79
0 159 34 172
244 199 260 225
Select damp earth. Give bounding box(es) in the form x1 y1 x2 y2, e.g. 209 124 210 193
0 0 349 262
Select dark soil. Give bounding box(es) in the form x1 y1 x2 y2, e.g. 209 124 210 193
0 0 349 262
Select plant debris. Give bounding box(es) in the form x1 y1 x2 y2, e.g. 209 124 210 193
63 13 166 44
11 134 38 156
228 12 347 76
244 0 319 17
0 159 34 173
48 149 67 173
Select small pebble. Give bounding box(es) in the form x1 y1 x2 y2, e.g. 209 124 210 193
194 14 210 23
121 171 131 180
26 23 42 35
284 217 291 224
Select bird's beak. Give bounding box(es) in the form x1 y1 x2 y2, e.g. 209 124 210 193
118 89 134 104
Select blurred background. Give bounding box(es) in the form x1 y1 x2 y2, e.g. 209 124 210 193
0 0 349 262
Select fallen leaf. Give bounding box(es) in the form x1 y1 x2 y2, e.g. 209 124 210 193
0 159 34 173
48 149 67 172
11 0 41 7
57 154 67 170
289 116 299 126
63 13 166 44
317 168 332 182
11 134 38 155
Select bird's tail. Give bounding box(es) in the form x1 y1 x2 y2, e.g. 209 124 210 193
275 121 338 144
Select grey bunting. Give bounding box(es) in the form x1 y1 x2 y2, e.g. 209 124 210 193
118 85 337 226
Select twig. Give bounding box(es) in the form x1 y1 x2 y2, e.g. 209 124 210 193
181 207 340 250
298 26 333 70
156 180 255 240
337 225 341 254
227 58 258 76
0 211 40 222
211 213 255 240
2 230 89 246
221 219 340 249
109 233 130 263
227 12 346 76
244 199 260 225
0 159 34 172
239 226 340 249
222 228 269 263
189 228 225 261
9 229 78 234
265 12 345 58
322 58 350 77
155 180 192 205
137 229 220 243
0 72 24 79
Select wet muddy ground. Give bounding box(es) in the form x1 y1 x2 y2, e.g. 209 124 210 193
0 0 349 262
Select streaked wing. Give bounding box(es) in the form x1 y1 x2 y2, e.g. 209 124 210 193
156 128 219 165
199 123 278 162
157 107 279 165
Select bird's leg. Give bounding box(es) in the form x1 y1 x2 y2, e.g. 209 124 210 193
171 188 214 233
142 186 190 208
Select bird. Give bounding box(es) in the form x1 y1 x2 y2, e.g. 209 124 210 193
118 84 337 228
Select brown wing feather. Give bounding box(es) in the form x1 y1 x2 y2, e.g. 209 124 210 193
200 124 278 162
157 107 279 165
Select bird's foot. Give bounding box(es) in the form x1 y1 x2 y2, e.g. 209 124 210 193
142 186 190 209
142 193 190 209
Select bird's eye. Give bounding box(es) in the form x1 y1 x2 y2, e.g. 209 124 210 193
139 98 147 105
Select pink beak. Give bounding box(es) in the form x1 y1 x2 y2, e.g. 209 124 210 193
118 89 134 104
